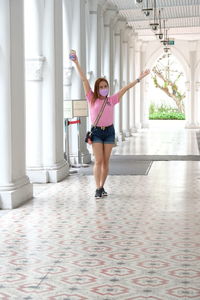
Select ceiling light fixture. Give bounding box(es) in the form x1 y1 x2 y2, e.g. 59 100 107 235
149 0 159 31
160 20 169 46
163 47 170 53
160 20 170 53
155 9 163 39
142 0 153 17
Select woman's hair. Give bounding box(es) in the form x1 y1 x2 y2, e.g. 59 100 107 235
92 78 109 103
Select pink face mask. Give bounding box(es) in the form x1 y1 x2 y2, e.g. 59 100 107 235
99 88 109 97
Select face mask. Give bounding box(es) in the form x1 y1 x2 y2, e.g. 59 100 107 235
99 88 109 97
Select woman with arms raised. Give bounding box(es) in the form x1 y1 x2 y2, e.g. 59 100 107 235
70 50 150 199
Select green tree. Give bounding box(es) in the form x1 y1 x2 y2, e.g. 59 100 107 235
152 54 185 113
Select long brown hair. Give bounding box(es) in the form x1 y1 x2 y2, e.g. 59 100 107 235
92 78 109 104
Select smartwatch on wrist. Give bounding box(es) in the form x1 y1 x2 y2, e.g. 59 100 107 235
136 78 140 83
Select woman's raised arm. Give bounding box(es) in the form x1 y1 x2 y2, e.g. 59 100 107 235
118 69 150 100
69 50 91 95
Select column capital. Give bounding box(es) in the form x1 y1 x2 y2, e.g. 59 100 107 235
89 0 98 11
111 13 120 28
104 6 118 26
115 18 126 34
127 26 134 37
123 26 133 42
99 0 108 12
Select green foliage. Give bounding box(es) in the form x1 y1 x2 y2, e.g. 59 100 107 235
153 76 158 87
149 103 156 114
149 112 185 120
163 81 168 89
149 103 185 120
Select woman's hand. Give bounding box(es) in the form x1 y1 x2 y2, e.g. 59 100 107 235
69 49 91 94
139 69 150 81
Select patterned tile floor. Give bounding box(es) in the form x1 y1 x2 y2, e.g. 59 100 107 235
1 121 200 299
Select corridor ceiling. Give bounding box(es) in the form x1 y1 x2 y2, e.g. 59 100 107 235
108 0 200 41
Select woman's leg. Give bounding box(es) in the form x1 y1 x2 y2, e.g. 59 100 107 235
92 143 104 189
100 143 113 188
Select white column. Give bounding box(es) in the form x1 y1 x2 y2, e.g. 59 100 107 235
88 0 100 82
103 6 117 83
25 0 54 183
122 28 131 137
114 25 121 139
185 81 191 128
143 81 150 128
70 0 91 165
195 82 200 127
100 3 105 75
42 0 69 182
140 41 149 128
0 0 33 209
110 14 118 95
129 32 136 134
103 11 110 80
63 0 74 165
191 50 199 128
114 20 126 142
185 47 198 128
134 39 142 130
85 0 102 132
97 3 104 77
63 0 73 101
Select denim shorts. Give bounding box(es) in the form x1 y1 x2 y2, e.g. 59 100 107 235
92 124 115 144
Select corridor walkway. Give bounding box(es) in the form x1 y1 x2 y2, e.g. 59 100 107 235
0 121 200 299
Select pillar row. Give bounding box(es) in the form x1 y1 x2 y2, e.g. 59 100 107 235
69 0 91 165
25 0 69 183
122 28 131 137
134 39 142 131
195 82 200 127
129 33 136 134
0 0 33 209
114 19 126 142
103 7 117 82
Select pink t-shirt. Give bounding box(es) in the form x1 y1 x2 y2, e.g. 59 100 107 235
86 89 119 127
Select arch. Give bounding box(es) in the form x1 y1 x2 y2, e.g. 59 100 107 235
142 45 191 128
144 46 190 81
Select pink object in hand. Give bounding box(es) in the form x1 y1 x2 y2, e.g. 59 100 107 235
69 50 76 61
69 54 76 60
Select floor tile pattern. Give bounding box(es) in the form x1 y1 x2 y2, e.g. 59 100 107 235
0 121 200 299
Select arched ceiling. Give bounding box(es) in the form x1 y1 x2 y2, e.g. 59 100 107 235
107 0 200 41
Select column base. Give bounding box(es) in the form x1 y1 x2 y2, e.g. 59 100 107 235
27 160 69 183
116 131 125 142
131 127 138 134
135 122 142 130
123 130 131 137
0 177 33 209
185 122 200 129
69 152 91 166
142 122 150 129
